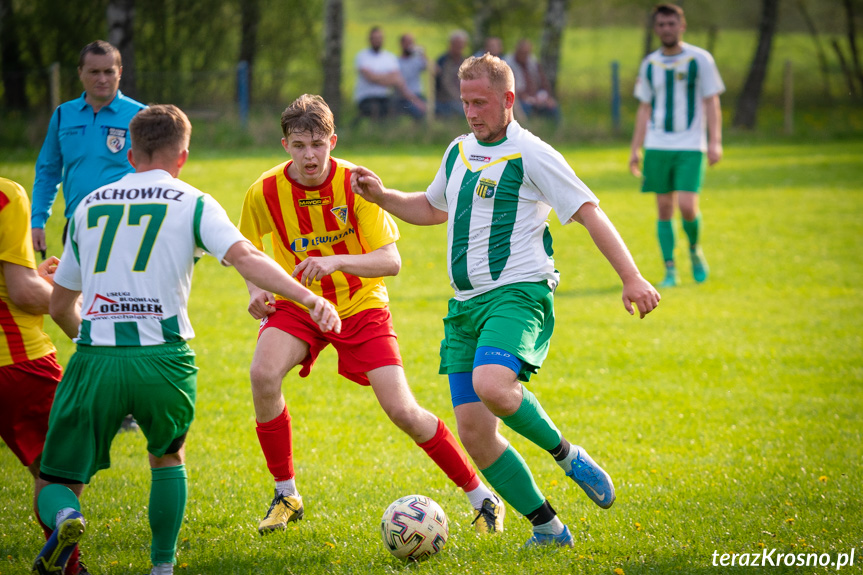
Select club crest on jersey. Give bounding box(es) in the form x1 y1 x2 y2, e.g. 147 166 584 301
677 71 687 81
290 237 310 252
331 205 348 224
298 197 332 207
106 128 127 153
475 178 497 199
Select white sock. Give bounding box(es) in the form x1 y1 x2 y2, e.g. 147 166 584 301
465 483 497 510
54 507 76 528
532 516 565 535
275 479 297 497
556 444 579 473
151 563 174 575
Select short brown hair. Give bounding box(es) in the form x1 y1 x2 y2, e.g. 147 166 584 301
129 105 191 160
652 3 686 25
78 40 121 68
280 94 335 138
458 54 515 94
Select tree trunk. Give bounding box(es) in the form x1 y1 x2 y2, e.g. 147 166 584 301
107 0 138 99
0 0 28 109
539 0 568 94
733 0 780 129
473 0 493 54
796 0 832 99
239 0 260 104
842 0 863 91
322 0 343 123
642 8 653 58
831 39 858 96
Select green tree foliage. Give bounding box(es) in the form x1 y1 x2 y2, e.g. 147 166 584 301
1 0 324 112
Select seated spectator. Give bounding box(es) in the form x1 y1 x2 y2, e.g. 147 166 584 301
354 26 425 121
474 36 503 59
435 30 469 117
397 33 428 120
505 38 560 121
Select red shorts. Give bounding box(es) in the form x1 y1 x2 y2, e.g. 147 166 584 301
258 302 402 386
0 353 63 466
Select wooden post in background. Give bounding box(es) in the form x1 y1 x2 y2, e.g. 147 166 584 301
784 59 793 135
49 62 60 111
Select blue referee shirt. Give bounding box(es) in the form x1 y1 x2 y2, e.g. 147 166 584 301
31 90 147 229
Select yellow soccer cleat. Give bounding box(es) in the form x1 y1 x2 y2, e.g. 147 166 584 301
258 491 304 535
472 496 505 534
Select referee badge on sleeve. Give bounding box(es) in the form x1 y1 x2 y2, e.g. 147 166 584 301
106 127 127 153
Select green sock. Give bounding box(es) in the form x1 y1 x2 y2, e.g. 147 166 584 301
150 465 187 566
480 445 545 516
37 484 81 529
501 385 561 451
682 214 701 248
657 219 675 265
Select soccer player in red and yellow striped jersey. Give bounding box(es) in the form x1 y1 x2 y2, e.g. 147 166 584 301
239 94 505 536
0 177 86 575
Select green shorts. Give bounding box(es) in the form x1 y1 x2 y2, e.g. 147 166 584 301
642 149 706 194
40 342 198 483
439 281 555 381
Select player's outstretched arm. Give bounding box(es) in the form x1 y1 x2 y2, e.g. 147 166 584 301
3 257 58 315
225 240 341 333
704 94 723 166
293 241 400 286
50 284 83 339
628 101 652 178
350 166 447 226
570 202 660 319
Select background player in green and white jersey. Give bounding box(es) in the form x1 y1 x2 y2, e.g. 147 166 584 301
629 3 725 287
32 105 340 575
351 54 660 547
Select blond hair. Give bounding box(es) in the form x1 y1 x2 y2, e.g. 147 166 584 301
458 54 515 94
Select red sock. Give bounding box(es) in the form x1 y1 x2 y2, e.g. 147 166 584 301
255 405 294 481
417 418 478 490
38 516 81 575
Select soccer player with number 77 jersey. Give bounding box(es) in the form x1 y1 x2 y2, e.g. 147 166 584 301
32 105 340 575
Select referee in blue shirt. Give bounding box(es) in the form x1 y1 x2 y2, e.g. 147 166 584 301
31 40 146 254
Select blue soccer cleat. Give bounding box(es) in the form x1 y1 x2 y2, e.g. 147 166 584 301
524 524 574 548
566 446 616 509
690 246 709 283
33 511 86 574
657 265 680 288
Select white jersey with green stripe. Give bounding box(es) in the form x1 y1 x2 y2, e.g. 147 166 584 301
425 121 599 301
54 169 246 346
634 42 724 151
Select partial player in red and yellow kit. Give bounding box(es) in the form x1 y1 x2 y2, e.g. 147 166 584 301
0 177 87 575
239 94 505 536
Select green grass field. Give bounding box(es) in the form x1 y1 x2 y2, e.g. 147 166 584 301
1 138 862 574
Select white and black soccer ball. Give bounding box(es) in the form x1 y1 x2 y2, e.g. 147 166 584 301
380 494 448 561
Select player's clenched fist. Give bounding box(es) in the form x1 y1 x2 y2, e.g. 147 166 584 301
308 297 341 334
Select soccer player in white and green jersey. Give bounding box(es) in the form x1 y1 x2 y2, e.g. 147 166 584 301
351 54 660 547
32 105 340 575
629 3 724 287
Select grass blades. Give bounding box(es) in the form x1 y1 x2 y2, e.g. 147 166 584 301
1 139 861 574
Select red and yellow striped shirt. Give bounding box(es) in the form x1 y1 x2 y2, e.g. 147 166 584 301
0 178 56 367
239 158 399 319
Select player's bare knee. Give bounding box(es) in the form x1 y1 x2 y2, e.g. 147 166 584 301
384 402 418 433
472 378 510 414
249 362 285 395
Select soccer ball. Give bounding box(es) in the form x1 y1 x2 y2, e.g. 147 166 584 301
380 495 448 561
